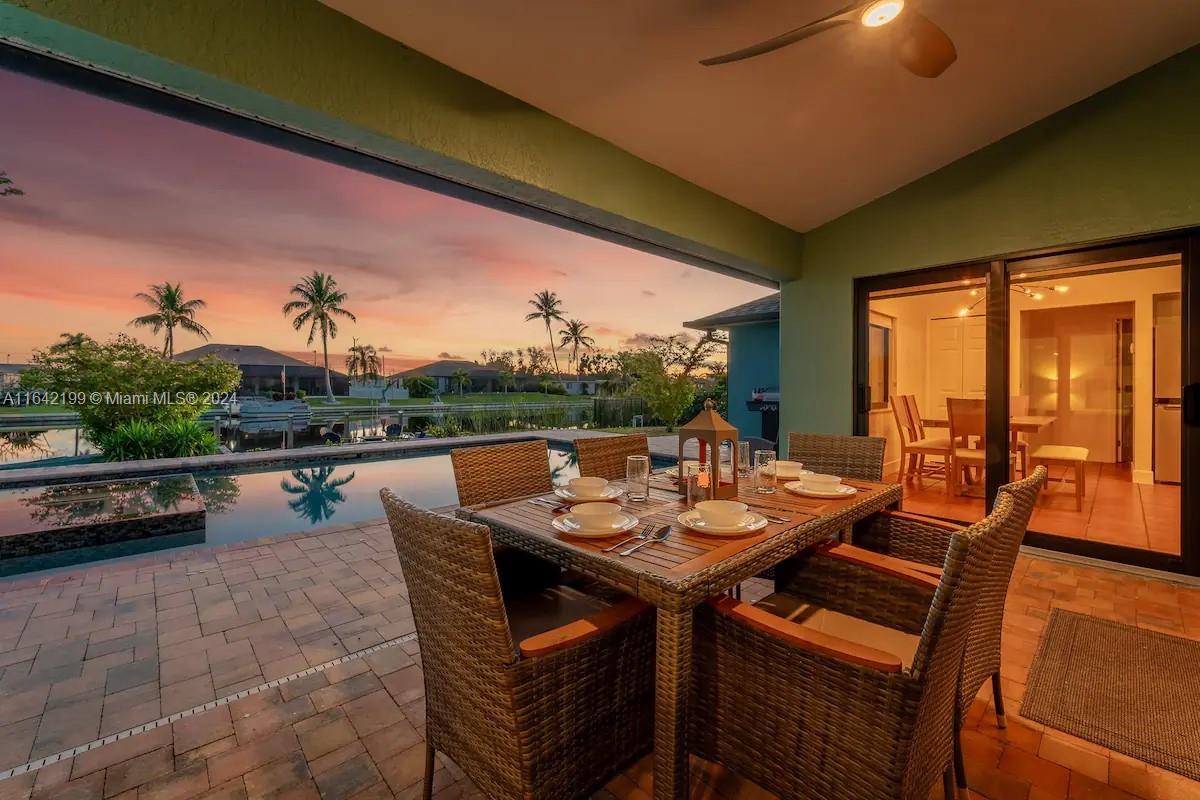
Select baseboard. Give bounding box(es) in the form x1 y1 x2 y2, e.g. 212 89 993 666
1131 469 1155 485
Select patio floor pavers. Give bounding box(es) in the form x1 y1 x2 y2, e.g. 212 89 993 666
0 521 1197 798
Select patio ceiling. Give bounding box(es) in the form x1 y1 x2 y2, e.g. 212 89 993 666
320 0 1200 232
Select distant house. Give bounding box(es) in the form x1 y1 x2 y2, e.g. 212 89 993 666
394 359 605 396
174 344 349 396
0 363 30 391
686 293 780 441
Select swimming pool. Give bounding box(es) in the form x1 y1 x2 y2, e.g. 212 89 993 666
0 443 672 576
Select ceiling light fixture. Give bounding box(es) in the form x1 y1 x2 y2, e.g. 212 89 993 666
955 282 1069 316
861 0 905 27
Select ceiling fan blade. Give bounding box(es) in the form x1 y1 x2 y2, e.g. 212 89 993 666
700 4 861 66
891 9 957 78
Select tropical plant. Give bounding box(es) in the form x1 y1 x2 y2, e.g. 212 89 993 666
525 289 566 378
558 319 595 373
0 170 22 198
280 466 356 524
628 351 695 432
646 330 729 378
95 418 218 461
21 334 240 447
497 367 516 394
450 368 471 395
129 282 211 358
49 332 91 354
345 339 381 382
283 271 356 402
402 374 436 398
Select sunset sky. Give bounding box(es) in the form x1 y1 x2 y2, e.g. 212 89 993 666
0 69 767 370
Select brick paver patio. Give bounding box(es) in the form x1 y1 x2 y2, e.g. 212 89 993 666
0 517 1197 799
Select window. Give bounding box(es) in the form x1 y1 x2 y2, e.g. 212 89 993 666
868 323 891 409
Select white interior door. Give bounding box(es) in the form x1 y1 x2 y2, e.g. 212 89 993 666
963 316 987 397
928 317 966 418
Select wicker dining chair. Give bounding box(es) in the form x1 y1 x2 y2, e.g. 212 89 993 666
787 431 886 481
775 466 1046 798
574 434 650 480
380 491 655 799
690 490 1017 800
451 439 553 506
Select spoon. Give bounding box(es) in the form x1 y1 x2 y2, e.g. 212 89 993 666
620 525 670 556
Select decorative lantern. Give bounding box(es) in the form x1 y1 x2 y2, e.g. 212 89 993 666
678 398 739 500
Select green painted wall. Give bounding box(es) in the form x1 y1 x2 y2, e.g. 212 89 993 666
0 0 803 282
780 46 1200 442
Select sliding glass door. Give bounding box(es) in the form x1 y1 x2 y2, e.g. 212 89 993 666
855 234 1199 574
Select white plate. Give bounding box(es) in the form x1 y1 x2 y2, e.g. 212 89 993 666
783 482 858 499
676 510 770 537
773 461 812 479
554 485 625 503
552 510 640 538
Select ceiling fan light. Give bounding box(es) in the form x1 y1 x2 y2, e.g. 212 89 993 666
861 0 905 28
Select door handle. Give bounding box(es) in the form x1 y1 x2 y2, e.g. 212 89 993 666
1184 383 1200 426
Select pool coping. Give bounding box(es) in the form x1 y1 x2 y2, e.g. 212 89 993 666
0 429 626 489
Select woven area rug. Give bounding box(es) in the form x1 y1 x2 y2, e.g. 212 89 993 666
1021 609 1200 781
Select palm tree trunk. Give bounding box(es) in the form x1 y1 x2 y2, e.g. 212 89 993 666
322 331 335 402
545 323 562 379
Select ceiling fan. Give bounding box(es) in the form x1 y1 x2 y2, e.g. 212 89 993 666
699 0 957 78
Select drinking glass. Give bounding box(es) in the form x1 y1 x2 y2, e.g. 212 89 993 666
626 455 650 502
754 450 777 494
737 441 752 478
684 461 711 508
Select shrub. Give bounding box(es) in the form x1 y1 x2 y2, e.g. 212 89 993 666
403 374 436 398
21 334 240 445
628 352 695 432
97 419 219 462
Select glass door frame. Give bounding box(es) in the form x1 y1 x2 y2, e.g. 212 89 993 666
854 231 1200 576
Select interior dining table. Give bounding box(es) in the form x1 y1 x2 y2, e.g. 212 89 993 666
457 469 903 800
922 413 1057 449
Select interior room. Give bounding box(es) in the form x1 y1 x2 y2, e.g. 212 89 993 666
868 257 1181 554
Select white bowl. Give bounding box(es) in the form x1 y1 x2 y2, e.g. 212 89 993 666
570 502 622 530
694 500 749 529
569 476 610 498
801 473 842 492
774 460 805 478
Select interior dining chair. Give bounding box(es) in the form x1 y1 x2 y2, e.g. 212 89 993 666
574 433 649 480
1010 395 1031 476
451 439 553 506
890 395 951 483
380 491 655 799
787 432 886 481
947 398 1019 496
690 487 1020 800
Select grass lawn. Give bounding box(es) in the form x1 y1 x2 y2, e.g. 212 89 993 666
306 392 586 407
595 425 672 436
0 404 72 415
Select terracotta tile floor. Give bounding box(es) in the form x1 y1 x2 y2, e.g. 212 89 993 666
894 463 1181 555
0 522 1197 799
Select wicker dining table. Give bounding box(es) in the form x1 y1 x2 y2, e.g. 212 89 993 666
458 470 903 799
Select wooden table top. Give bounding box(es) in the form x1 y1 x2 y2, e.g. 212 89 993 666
459 472 902 611
923 414 1056 433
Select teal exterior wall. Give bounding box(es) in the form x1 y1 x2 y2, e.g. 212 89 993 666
780 46 1200 443
0 0 802 283
727 322 780 437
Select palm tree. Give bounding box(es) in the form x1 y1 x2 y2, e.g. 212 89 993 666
0 171 22 198
279 467 356 524
497 367 515 394
450 368 471 396
345 339 381 382
525 290 566 378
283 272 356 402
129 282 211 358
558 319 595 373
48 332 91 354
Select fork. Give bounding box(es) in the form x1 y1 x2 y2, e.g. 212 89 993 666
603 522 653 552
